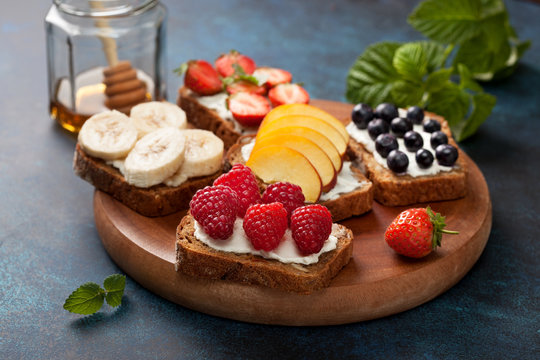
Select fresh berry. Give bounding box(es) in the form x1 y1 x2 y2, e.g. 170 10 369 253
215 50 256 77
390 117 413 138
387 149 409 173
435 144 459 166
351 103 374 129
214 163 261 217
184 60 223 95
406 106 425 124
367 118 390 140
261 182 305 222
290 204 333 255
226 80 267 96
227 92 271 127
189 185 239 240
415 148 434 169
268 83 310 107
243 202 288 251
384 206 458 258
375 133 398 158
404 130 424 152
430 131 448 149
254 67 292 87
423 118 441 133
374 103 399 123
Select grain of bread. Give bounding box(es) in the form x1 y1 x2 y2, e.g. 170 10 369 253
73 144 221 217
175 214 353 293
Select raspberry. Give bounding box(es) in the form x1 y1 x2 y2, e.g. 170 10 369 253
290 204 333 255
261 182 305 222
243 202 288 251
214 164 261 217
189 185 239 240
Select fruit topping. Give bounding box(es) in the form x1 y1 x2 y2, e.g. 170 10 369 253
415 148 434 169
435 144 459 166
351 103 374 129
214 164 261 217
374 102 399 123
367 118 390 140
215 50 256 77
262 182 305 223
423 118 441 133
384 206 458 258
430 131 448 149
190 185 239 240
403 130 424 152
290 204 333 256
227 92 271 127
184 60 223 96
253 67 292 87
268 83 310 107
375 133 398 158
390 117 413 138
243 202 288 251
386 149 409 173
406 106 425 124
226 80 267 96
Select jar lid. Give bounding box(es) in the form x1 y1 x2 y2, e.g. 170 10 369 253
54 0 158 17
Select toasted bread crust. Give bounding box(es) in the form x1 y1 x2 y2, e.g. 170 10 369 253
175 214 353 293
73 144 222 217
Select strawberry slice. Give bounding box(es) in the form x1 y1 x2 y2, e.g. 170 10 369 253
254 67 292 87
215 50 256 77
184 60 223 95
227 92 271 127
268 83 310 107
226 80 267 96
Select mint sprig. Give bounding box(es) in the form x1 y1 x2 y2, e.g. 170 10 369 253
64 274 126 315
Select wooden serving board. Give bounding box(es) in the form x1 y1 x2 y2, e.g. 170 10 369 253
94 99 492 326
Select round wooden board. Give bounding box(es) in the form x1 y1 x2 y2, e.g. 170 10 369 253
94 99 492 326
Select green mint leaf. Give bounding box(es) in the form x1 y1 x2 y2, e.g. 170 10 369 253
454 92 496 141
425 68 453 93
173 62 189 76
416 41 448 71
457 64 483 92
63 282 105 315
393 43 428 81
103 274 126 308
427 82 470 129
391 80 425 107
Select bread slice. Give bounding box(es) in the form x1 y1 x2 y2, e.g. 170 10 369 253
73 144 222 217
175 214 353 293
346 113 467 206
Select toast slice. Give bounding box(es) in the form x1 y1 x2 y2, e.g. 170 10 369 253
73 144 221 217
175 214 353 293
224 136 374 222
346 113 467 206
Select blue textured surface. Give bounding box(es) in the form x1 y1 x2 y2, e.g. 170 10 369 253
1 0 539 358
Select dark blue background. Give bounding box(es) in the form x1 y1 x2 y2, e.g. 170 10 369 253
1 0 538 358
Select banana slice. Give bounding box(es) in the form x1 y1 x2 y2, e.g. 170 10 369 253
78 110 138 161
164 129 224 187
124 127 186 188
130 101 187 138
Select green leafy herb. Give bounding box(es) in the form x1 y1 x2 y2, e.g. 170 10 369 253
64 274 126 315
222 63 260 86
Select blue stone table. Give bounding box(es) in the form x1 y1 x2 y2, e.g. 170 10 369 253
1 0 538 358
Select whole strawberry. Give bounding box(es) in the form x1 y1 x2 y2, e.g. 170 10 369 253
290 204 333 255
384 206 458 258
213 164 261 217
179 60 223 96
243 202 288 251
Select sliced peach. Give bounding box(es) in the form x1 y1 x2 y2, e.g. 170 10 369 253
263 104 350 143
257 115 347 157
256 126 343 173
252 134 336 192
246 145 322 203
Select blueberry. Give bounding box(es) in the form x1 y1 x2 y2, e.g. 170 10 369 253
430 131 448 149
375 133 398 158
387 150 409 173
390 117 413 138
423 118 441 133
367 118 390 140
406 106 425 124
415 149 434 169
403 131 424 152
374 103 399 123
435 144 458 166
351 103 374 129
